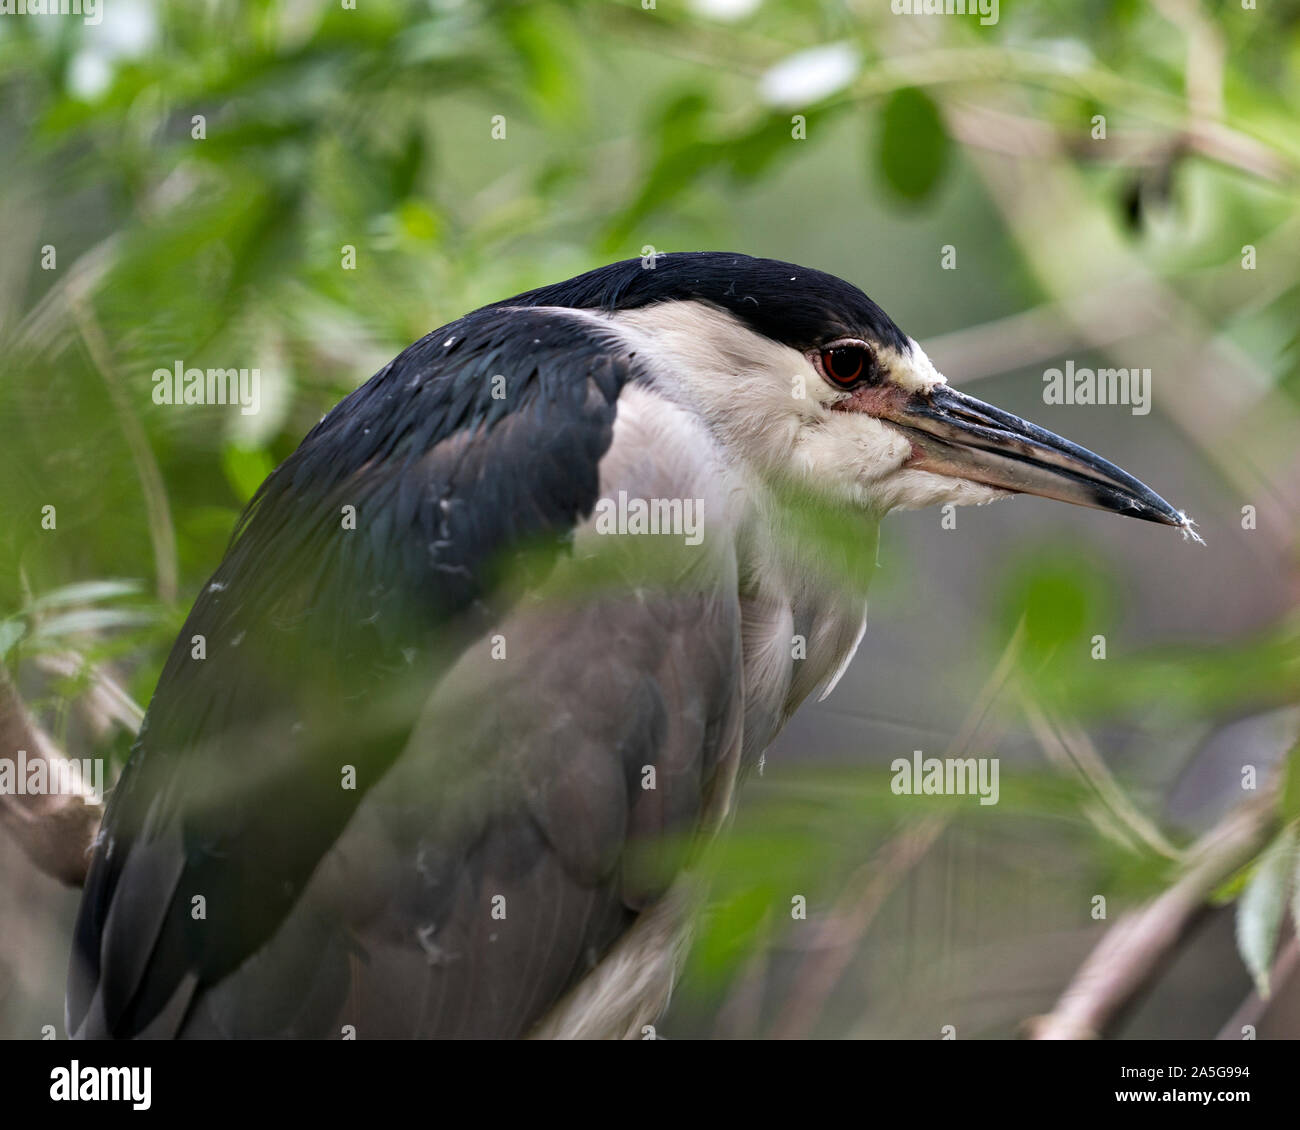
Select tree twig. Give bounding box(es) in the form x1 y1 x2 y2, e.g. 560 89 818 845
1020 687 1183 862
0 665 102 886
1025 784 1278 1039
69 297 179 607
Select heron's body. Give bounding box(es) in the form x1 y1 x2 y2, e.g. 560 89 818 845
68 254 1189 1039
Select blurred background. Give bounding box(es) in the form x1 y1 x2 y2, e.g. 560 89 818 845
2 0 1299 1039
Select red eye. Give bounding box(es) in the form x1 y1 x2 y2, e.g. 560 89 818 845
820 345 867 387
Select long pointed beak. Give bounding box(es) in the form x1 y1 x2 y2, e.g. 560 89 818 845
879 384 1188 528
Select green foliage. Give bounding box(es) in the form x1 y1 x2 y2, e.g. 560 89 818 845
877 87 949 203
1235 825 1297 999
221 445 276 505
996 548 1117 659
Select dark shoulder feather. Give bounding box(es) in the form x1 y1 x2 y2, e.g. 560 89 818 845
68 305 631 1037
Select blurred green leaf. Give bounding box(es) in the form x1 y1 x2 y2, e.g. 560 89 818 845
725 113 803 183
0 618 26 660
31 608 157 642
221 445 275 505
1235 825 1296 999
877 87 949 203
996 550 1116 663
502 6 582 123
30 580 145 612
691 882 775 981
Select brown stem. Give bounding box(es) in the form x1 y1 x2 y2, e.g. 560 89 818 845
0 665 102 886
1026 786 1278 1039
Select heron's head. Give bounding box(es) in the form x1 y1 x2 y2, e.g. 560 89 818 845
526 252 1189 530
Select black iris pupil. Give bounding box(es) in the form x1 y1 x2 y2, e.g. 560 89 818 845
828 347 863 383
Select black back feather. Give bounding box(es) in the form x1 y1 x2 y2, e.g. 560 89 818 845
69 305 633 1036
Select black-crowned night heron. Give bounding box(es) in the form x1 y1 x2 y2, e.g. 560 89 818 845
67 252 1193 1039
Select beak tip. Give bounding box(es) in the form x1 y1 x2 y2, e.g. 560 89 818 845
1147 498 1206 544
1134 499 1205 544
1175 511 1207 546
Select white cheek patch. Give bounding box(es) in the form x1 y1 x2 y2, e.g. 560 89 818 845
880 339 947 394
792 413 915 508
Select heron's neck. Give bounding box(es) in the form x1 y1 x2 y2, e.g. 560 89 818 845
734 491 880 764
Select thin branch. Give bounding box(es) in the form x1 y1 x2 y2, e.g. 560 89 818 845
925 281 1156 386
925 209 1300 389
69 297 179 607
835 44 1296 183
1151 0 1226 125
0 665 102 887
1020 688 1183 862
946 101 1288 185
1026 783 1278 1039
